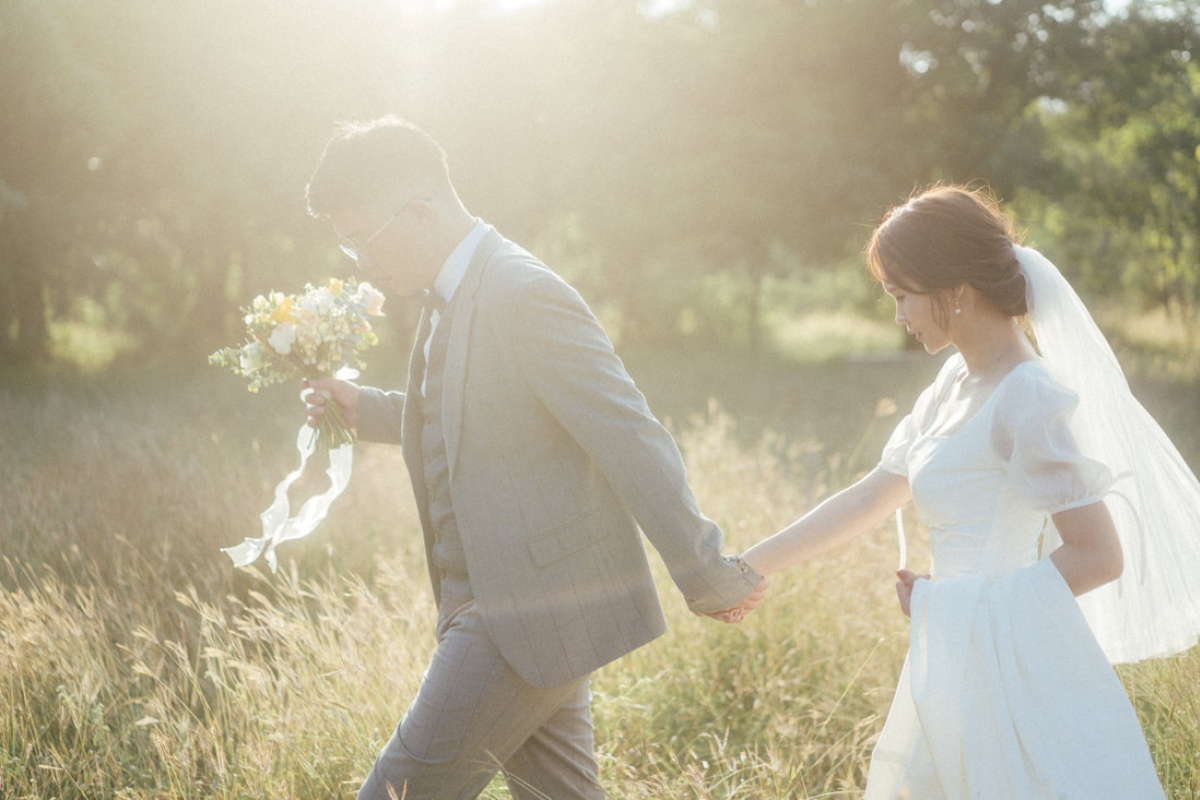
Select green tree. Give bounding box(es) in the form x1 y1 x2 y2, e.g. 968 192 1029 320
0 0 112 366
891 0 1118 195
8 0 1199 371
1042 2 1200 329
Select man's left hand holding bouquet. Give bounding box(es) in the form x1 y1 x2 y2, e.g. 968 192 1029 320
303 376 360 432
209 277 385 571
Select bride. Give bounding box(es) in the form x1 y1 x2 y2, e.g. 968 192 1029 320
737 184 1200 798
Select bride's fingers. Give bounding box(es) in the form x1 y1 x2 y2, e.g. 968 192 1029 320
895 569 928 588
895 581 912 617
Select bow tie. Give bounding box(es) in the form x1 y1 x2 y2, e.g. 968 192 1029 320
421 289 446 313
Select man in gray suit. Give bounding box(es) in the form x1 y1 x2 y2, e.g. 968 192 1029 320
304 117 767 800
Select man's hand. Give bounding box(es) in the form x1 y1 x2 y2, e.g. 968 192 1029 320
303 377 361 430
700 576 769 624
895 569 929 618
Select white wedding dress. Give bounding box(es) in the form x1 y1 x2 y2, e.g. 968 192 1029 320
866 352 1165 799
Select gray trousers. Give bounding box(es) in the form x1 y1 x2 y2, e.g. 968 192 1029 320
357 597 606 800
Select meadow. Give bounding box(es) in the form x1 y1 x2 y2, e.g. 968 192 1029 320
2 338 1199 798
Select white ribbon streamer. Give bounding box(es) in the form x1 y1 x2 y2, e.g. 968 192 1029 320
222 425 353 572
223 368 358 572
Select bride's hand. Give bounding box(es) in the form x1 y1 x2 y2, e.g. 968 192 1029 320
895 569 928 618
699 576 768 623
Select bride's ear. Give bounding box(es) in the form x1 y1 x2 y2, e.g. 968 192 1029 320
952 283 992 320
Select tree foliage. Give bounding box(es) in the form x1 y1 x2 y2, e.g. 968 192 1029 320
1040 2 1200 326
1 0 1198 368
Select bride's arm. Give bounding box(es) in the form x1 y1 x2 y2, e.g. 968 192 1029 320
742 467 911 576
1048 501 1123 596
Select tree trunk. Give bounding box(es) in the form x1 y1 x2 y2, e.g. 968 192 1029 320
0 213 48 366
745 239 769 355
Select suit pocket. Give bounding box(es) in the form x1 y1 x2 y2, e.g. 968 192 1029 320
527 508 608 568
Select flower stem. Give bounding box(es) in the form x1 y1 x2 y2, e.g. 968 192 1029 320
307 378 356 453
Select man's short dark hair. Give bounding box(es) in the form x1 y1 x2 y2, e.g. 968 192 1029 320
306 116 450 219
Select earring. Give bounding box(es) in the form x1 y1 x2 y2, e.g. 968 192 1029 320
955 300 962 315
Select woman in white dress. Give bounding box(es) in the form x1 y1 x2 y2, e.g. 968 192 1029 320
738 185 1200 798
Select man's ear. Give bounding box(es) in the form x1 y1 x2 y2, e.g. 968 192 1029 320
409 197 436 224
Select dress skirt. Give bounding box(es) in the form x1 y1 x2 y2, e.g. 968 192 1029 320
864 558 1164 800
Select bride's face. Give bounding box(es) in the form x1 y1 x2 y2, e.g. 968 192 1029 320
884 283 951 354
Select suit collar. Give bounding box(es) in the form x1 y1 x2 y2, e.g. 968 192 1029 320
431 219 489 306
440 228 505 480
455 227 504 302
403 226 506 484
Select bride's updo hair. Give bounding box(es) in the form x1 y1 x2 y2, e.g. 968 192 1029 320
866 184 1027 328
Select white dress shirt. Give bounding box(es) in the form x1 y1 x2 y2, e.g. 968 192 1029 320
422 218 489 394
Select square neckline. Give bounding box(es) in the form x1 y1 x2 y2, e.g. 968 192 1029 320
919 357 1041 442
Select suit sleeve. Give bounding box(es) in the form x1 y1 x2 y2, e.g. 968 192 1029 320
505 269 762 613
355 386 405 445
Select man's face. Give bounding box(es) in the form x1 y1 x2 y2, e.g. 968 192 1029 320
332 200 434 297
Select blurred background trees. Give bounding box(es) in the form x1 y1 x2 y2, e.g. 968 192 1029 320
1 0 1197 369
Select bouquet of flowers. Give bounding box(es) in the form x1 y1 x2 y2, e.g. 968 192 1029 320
209 277 386 451
209 277 385 572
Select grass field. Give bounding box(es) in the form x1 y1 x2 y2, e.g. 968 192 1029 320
2 345 1198 798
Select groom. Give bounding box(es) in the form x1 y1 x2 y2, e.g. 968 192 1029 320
303 117 766 799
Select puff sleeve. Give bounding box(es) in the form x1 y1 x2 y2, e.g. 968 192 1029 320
994 370 1113 513
880 400 924 476
879 355 962 476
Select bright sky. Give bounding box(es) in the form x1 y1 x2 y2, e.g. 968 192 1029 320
493 0 1141 21
492 0 686 14
494 0 1136 12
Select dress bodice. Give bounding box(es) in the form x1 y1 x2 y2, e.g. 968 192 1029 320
905 427 1043 577
881 354 1112 578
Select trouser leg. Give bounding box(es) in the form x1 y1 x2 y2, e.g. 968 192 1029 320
357 600 601 800
503 679 604 800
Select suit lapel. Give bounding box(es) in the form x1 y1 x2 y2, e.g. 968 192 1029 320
442 229 504 481
400 308 433 483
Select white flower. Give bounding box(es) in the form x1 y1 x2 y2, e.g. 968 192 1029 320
314 290 335 314
240 341 267 372
268 322 296 355
213 276 381 393
356 282 386 316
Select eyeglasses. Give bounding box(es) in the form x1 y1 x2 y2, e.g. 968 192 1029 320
338 207 405 262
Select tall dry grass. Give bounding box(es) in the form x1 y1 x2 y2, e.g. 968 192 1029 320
1 364 1197 798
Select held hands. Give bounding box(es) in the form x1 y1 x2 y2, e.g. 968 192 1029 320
895 569 929 618
303 377 361 430
701 567 927 623
701 576 769 624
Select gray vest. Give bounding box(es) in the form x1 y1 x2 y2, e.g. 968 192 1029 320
417 303 472 606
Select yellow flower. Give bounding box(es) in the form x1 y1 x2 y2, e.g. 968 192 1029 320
329 278 345 297
270 296 295 324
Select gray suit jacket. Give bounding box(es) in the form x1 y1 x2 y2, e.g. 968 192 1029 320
357 229 762 689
